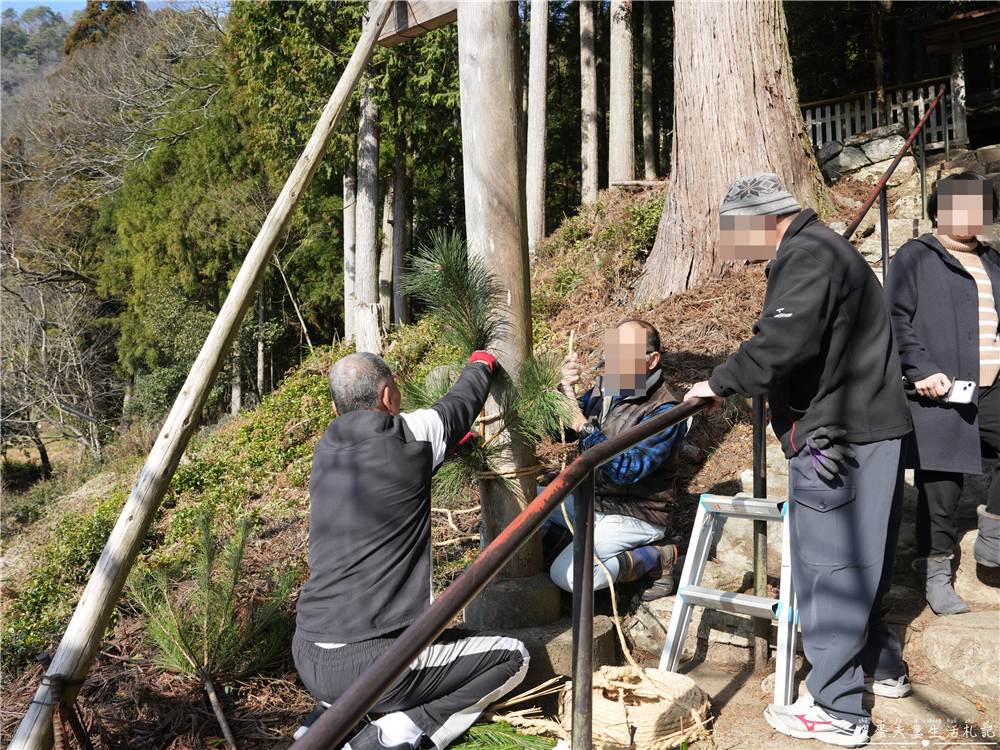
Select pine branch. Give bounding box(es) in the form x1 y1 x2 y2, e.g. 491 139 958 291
451 722 556 750
431 439 512 507
401 229 506 356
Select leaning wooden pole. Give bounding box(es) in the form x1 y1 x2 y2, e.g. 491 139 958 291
11 4 392 748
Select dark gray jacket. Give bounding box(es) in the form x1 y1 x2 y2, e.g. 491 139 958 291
884 234 1000 474
709 210 912 458
295 361 493 643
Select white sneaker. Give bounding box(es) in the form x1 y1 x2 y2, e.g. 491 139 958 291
764 697 870 748
293 701 331 740
863 674 912 698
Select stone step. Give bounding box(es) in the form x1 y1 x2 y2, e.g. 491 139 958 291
514 614 616 688
914 612 1000 697
857 218 934 264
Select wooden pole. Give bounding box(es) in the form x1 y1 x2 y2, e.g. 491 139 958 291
9 4 393 747
458 0 542 579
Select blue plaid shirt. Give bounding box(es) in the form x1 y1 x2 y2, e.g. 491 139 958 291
577 390 687 485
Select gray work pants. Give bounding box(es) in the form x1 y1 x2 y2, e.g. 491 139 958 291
787 437 907 726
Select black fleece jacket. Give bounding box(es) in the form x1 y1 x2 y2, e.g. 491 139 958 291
295 361 493 644
708 209 911 458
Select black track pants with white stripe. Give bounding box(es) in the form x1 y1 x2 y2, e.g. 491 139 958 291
293 629 529 749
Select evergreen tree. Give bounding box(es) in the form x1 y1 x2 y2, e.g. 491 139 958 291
62 0 140 55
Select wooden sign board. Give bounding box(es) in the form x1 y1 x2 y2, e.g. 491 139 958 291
377 0 458 47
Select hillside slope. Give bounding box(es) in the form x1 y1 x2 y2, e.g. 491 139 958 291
1 186 768 749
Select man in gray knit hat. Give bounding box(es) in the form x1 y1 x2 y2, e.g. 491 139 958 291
686 173 913 748
718 172 801 262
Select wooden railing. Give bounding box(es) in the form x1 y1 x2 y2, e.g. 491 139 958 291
801 76 967 152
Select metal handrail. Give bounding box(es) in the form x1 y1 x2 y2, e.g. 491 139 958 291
290 396 713 750
842 84 948 282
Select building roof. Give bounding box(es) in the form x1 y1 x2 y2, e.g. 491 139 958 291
910 6 1000 57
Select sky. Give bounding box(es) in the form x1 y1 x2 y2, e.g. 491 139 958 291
0 1 87 21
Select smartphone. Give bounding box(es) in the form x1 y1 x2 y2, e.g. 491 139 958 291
941 379 976 404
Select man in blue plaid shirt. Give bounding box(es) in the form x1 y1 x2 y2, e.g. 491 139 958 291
543 320 688 601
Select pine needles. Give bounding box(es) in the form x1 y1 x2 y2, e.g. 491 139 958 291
402 229 506 357
499 353 575 449
425 352 574 507
452 721 556 750
399 230 575 508
127 508 297 749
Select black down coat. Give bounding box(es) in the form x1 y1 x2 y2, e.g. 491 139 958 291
884 234 1000 474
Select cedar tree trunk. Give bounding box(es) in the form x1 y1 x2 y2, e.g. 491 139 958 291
458 0 542 579
343 168 357 341
609 0 634 183
642 0 656 179
635 1 829 303
580 0 598 203
356 75 382 353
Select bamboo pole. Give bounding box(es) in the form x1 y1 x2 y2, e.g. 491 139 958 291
10 4 393 747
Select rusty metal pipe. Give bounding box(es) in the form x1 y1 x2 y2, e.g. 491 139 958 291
571 470 596 750
843 85 946 240
290 397 713 750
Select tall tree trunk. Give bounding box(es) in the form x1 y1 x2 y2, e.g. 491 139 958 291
526 0 548 254
121 375 134 423
609 0 634 183
257 284 265 400
580 0 598 204
642 0 656 179
635 1 830 303
230 352 241 416
29 424 52 479
379 180 394 329
356 74 382 354
343 168 357 342
392 131 408 325
873 1 889 127
458 0 542 580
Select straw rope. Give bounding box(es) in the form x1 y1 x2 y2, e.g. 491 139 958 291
537 499 712 749
475 463 541 480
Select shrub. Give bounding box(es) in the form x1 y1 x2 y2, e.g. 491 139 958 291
1 488 158 676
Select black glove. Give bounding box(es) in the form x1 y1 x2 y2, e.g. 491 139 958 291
805 427 857 481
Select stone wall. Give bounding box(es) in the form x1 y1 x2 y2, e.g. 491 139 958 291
819 124 912 184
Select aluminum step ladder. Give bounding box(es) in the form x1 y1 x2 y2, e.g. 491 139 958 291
658 494 799 706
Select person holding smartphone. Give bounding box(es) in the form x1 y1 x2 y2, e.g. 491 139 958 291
885 171 1000 617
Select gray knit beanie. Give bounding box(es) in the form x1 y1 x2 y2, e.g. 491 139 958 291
719 173 802 216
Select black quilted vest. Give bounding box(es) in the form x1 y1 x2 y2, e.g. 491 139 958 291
581 369 685 529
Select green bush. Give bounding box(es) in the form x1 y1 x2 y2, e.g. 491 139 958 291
127 362 193 419
1 488 159 677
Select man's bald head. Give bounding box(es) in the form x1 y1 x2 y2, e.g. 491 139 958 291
328 352 395 414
